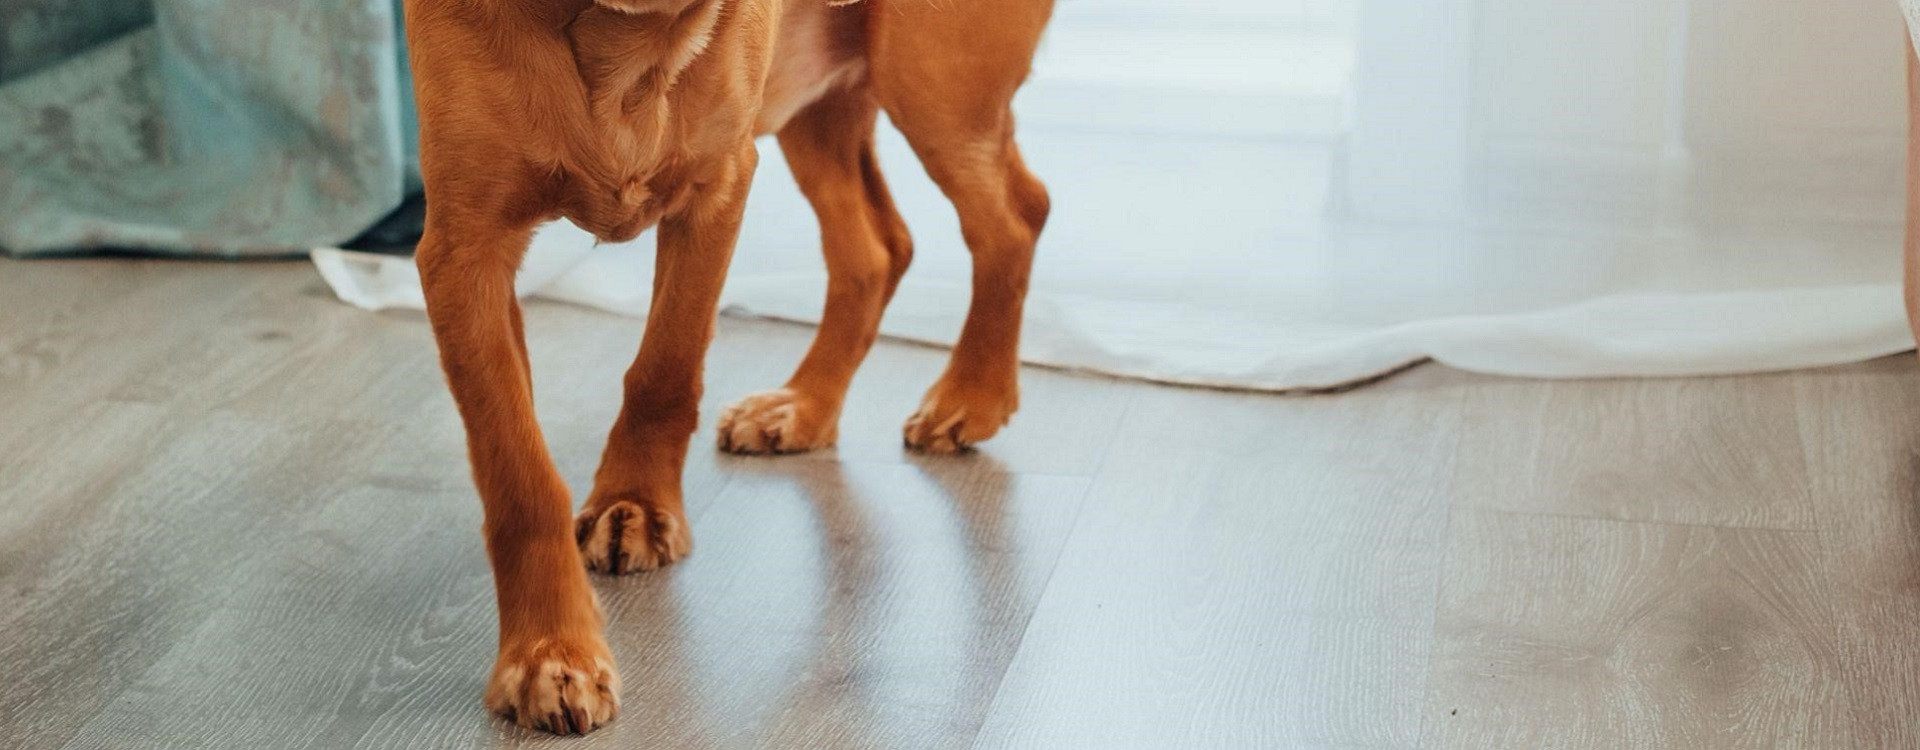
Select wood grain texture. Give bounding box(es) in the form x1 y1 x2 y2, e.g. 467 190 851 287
1793 363 1920 749
1 407 392 750
1454 376 1815 529
0 261 260 446
524 460 1091 750
1423 510 1848 750
50 483 501 750
972 385 1461 749
3 256 1916 749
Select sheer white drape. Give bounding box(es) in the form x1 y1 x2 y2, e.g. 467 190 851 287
317 0 1917 389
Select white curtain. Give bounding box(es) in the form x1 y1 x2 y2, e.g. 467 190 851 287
317 0 1917 390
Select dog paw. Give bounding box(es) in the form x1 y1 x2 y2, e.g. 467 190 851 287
484 638 620 735
574 500 692 575
717 388 839 455
903 377 1019 453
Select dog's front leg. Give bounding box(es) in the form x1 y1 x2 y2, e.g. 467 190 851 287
417 221 620 735
577 143 759 574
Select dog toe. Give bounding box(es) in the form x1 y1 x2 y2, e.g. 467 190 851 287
903 378 1015 453
716 389 837 455
576 500 691 575
485 641 619 735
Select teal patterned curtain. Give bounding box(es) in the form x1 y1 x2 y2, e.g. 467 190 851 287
0 0 419 256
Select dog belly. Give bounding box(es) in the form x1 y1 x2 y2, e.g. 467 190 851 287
757 0 866 134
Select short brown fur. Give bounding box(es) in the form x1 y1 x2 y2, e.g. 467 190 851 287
403 0 1055 734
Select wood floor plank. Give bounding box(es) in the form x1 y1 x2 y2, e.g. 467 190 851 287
5 256 1913 750
972 384 1461 749
0 408 387 750
0 258 167 396
50 483 501 750
1422 510 1849 750
495 459 1091 750
1454 376 1815 529
0 259 266 446
1793 362 1920 748
101 266 342 407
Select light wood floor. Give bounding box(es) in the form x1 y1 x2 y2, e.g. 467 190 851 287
5 257 1920 749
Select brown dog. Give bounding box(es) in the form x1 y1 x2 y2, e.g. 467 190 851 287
403 0 1054 734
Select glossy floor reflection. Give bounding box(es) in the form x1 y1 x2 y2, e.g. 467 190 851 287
5 258 1920 749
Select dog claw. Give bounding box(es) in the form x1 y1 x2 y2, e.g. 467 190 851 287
577 500 691 574
485 643 618 735
903 378 1016 453
716 389 838 455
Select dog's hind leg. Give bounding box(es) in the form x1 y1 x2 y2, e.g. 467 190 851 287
718 84 913 454
417 214 620 735
869 0 1055 453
